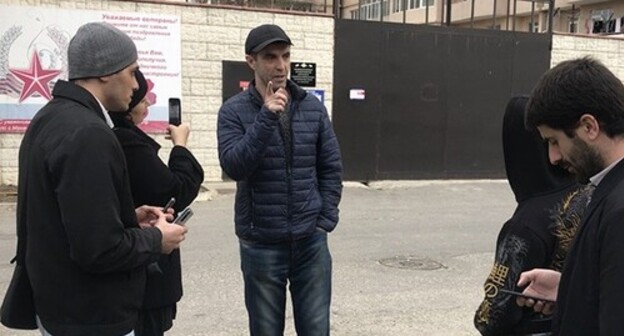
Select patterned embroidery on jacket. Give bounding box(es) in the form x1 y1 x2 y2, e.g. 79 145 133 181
476 235 528 326
550 185 594 271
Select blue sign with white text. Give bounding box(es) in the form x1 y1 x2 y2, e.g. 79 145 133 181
307 89 325 104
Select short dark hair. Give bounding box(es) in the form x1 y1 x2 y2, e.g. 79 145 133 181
526 57 624 138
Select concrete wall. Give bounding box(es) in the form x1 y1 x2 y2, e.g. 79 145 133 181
3 0 624 185
0 0 334 184
552 33 624 81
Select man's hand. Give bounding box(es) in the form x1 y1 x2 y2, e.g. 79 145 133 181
263 81 289 114
516 268 561 315
135 205 173 229
154 219 188 254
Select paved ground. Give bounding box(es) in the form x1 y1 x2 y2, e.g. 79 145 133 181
0 180 516 336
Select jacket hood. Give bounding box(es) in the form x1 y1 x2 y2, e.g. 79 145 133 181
502 96 572 202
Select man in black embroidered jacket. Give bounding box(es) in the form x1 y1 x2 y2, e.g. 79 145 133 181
5 22 187 336
517 57 624 335
474 96 592 335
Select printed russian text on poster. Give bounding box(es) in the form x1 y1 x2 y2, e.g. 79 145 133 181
0 5 181 133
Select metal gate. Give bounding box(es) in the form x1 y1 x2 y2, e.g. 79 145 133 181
332 19 552 181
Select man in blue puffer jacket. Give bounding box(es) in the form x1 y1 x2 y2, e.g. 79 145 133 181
217 24 343 336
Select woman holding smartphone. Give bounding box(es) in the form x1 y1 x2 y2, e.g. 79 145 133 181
109 70 204 336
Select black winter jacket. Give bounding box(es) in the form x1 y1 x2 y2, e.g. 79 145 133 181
16 80 162 336
218 80 342 243
553 159 624 335
110 114 204 309
474 96 591 335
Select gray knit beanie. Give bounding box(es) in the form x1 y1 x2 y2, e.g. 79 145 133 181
68 22 137 80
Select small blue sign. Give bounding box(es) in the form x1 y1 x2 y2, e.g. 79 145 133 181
307 89 325 104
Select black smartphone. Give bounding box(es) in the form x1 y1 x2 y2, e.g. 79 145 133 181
168 98 181 126
499 288 555 303
173 207 193 225
162 197 176 213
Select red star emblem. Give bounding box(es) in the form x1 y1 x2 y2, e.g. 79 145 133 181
9 52 61 103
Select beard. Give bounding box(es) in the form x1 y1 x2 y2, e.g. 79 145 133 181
563 137 605 183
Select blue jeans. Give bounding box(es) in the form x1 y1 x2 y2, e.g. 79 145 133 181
240 230 332 336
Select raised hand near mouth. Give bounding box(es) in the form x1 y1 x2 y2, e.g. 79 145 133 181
263 81 289 114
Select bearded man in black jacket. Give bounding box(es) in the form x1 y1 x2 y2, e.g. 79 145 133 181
517 57 624 335
3 22 188 336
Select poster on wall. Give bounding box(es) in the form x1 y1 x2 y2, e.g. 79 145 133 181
290 62 316 87
0 5 181 133
222 60 253 103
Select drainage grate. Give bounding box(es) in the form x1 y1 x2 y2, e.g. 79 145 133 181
378 255 445 270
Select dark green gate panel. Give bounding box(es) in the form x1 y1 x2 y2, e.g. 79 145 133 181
333 20 552 181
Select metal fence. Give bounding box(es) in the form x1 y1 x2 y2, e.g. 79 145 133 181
185 0 331 13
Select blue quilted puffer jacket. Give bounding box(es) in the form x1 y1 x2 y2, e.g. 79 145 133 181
218 80 343 244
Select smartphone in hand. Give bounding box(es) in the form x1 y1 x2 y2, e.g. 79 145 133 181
168 98 181 126
499 288 555 303
173 207 193 225
163 197 176 213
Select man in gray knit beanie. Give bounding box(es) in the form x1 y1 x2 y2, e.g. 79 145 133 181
2 21 188 336
64 21 143 112
68 22 138 80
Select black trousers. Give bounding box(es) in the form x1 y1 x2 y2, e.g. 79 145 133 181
135 304 176 336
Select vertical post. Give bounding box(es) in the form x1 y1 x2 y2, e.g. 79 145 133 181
380 0 383 22
570 4 577 33
512 0 517 31
446 0 451 26
506 0 510 30
492 0 497 29
403 0 407 23
426 0 430 25
530 0 535 32
470 0 475 28
547 0 554 33
358 0 362 20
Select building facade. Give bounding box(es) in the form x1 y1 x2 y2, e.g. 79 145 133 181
342 0 624 36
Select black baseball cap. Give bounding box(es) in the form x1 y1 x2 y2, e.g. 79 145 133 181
245 24 293 55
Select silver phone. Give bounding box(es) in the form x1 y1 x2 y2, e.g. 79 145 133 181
173 207 193 225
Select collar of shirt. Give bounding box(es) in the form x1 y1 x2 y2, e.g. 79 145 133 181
93 96 114 129
589 156 624 186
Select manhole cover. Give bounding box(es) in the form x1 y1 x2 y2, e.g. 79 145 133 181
378 255 445 270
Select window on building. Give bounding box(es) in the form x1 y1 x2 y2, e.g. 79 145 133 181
392 0 403 13
569 17 578 33
592 19 616 34
591 9 617 34
406 0 433 9
564 6 581 34
359 0 389 20
528 22 539 33
350 9 360 19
